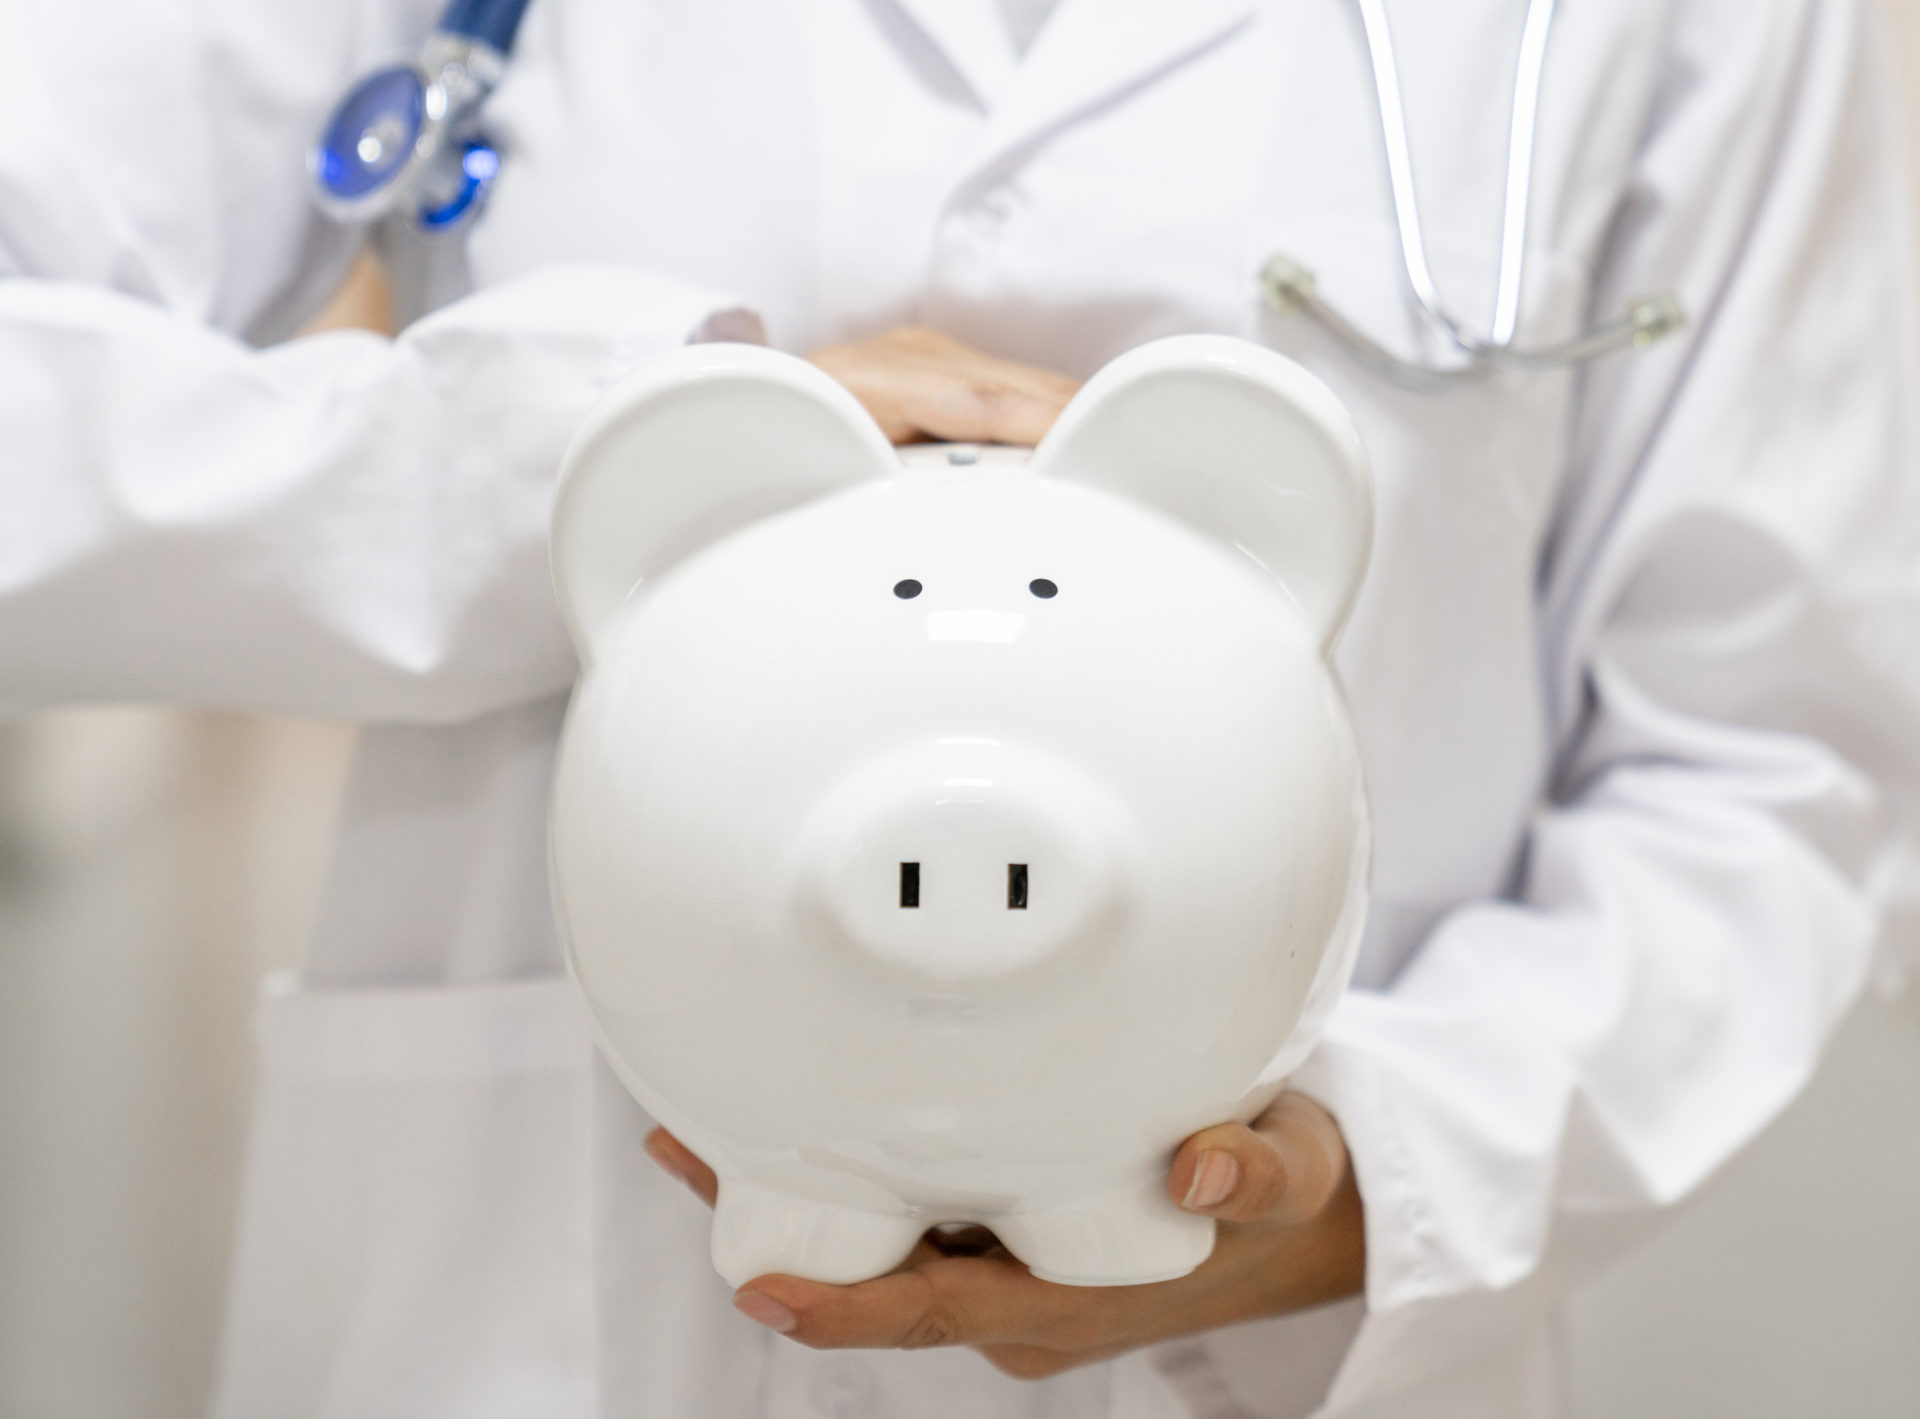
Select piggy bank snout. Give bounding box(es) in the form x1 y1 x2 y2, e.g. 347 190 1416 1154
800 747 1127 986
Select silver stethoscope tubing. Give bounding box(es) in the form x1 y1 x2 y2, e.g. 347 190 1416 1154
1262 0 1687 390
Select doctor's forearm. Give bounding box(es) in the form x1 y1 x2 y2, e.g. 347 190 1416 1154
0 266 755 720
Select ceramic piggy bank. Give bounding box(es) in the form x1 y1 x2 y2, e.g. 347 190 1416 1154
549 335 1372 1288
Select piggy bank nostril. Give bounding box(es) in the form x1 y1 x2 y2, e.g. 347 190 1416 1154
898 862 1031 910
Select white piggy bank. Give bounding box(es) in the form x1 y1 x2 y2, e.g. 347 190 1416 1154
549 335 1372 1288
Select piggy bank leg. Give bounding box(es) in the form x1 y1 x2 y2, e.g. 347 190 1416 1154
710 1179 925 1289
993 1179 1216 1286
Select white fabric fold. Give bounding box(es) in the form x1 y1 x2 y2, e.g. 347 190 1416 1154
1290 1 1920 1407
0 267 761 720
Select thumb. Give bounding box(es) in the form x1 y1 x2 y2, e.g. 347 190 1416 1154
1167 1093 1349 1226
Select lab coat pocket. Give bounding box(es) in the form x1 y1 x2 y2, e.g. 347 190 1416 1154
208 972 598 1419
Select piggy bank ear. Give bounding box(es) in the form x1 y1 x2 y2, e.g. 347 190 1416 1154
552 343 897 659
1031 336 1373 649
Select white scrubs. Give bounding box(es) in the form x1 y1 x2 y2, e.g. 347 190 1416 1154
3 0 1918 1415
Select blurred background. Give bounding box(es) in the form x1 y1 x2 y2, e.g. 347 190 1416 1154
5 8 1920 1419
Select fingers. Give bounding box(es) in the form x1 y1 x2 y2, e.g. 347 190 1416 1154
736 1260 990 1350
907 346 1078 446
1167 1093 1349 1226
977 1342 1087 1381
653 1094 1352 1372
807 344 924 443
642 1127 719 1207
808 327 1080 446
734 1251 1147 1357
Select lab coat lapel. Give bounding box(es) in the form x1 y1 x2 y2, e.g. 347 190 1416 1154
886 0 1020 110
958 0 1256 187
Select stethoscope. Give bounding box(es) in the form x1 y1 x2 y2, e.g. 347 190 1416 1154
1261 0 1686 388
312 0 1684 386
310 0 532 231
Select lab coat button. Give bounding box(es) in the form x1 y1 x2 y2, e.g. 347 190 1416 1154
807 1356 879 1417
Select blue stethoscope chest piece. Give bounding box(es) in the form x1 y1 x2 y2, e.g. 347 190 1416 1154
310 0 528 232
314 65 427 207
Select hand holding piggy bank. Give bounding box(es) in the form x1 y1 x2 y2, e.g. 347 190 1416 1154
549 335 1371 1288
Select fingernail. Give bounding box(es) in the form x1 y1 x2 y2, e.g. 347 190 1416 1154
1183 1150 1239 1211
734 1290 798 1333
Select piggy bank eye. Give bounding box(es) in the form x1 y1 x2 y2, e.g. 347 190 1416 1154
893 579 922 599
1029 579 1058 599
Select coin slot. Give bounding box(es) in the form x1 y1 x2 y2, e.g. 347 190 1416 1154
899 862 920 908
1007 864 1028 910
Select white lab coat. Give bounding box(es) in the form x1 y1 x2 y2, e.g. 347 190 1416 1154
3 0 1918 1415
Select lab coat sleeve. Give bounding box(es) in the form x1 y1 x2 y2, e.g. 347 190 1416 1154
0 267 761 721
1289 0 1920 1402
